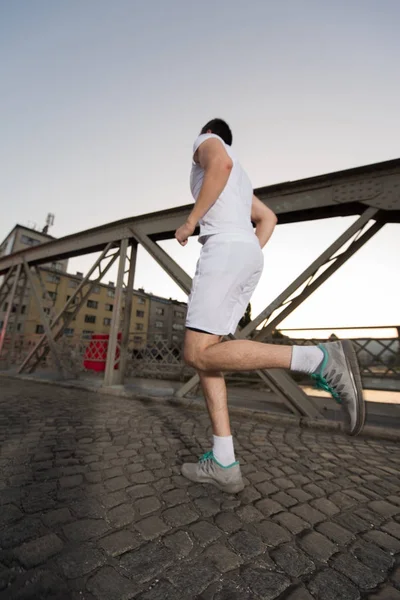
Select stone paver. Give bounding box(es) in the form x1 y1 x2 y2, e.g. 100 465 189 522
1 376 400 599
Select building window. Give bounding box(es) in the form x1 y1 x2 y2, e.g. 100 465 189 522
69 280 79 289
87 300 98 309
172 335 179 342
172 323 184 331
17 323 22 332
82 330 93 339
21 235 41 247
3 302 8 311
107 289 115 298
155 307 164 316
64 328 74 336
21 305 26 314
133 335 142 342
47 273 60 283
135 323 144 331
174 310 185 318
46 291 57 301
43 307 51 315
155 320 163 328
51 261 64 271
136 310 144 318
92 285 100 294
103 318 112 326
154 334 163 342
137 297 145 304
36 324 44 334
84 315 96 324
105 303 113 312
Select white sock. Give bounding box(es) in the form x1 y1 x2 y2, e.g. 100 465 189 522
212 435 236 466
290 345 324 374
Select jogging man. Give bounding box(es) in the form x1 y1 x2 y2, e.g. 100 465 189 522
175 118 365 493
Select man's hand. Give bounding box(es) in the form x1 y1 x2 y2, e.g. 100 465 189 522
251 195 277 249
175 221 195 246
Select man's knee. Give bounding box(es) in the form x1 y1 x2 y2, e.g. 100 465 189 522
183 343 201 369
183 332 220 370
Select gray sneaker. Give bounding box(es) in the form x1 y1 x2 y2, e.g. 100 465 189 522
181 451 244 493
312 340 365 436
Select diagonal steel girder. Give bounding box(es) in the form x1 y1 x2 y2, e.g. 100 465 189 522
23 260 66 378
116 243 138 385
254 218 384 342
18 243 121 374
103 238 129 386
129 225 314 417
241 206 380 340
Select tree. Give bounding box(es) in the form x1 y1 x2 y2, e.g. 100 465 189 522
239 303 252 329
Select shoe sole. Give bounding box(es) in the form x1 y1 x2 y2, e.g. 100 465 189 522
205 478 245 494
341 339 366 436
181 468 245 494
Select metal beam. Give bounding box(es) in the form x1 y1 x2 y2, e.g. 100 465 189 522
240 207 379 339
0 264 21 356
255 222 384 341
1 159 399 276
104 239 129 386
116 243 137 385
255 217 384 342
129 225 192 295
23 262 65 378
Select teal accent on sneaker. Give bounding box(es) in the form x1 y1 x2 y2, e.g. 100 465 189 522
311 344 342 404
199 450 239 469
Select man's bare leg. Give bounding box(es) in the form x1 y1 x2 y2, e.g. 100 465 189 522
184 329 364 439
187 332 236 466
199 370 237 466
199 370 230 437
184 330 293 373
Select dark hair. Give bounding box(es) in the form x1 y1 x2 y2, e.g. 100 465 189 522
200 118 232 146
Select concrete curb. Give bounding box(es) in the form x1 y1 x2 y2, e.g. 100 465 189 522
1 372 400 443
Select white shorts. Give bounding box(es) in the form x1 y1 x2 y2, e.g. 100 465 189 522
186 233 264 336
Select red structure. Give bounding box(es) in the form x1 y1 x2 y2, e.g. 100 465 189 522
83 333 121 372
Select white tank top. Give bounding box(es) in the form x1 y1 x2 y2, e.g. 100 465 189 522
190 133 255 241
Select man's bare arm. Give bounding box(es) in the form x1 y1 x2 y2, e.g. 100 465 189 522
251 195 277 248
175 139 232 245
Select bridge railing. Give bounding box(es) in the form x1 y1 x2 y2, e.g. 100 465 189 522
1 327 398 389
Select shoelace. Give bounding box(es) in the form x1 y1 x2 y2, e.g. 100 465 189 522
311 373 342 405
199 451 213 463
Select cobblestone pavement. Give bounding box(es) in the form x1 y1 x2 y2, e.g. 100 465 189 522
1 377 400 600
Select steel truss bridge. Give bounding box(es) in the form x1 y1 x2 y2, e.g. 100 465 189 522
1 158 399 419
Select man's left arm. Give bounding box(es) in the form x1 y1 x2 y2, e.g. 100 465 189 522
175 139 233 246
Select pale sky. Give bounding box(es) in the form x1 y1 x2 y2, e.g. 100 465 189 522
1 0 399 333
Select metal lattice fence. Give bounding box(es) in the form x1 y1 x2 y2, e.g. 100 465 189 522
1 331 399 385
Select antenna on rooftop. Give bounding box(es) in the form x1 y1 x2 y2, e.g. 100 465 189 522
42 213 55 234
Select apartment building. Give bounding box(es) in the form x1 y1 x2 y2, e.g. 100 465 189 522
148 294 186 347
0 223 68 272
